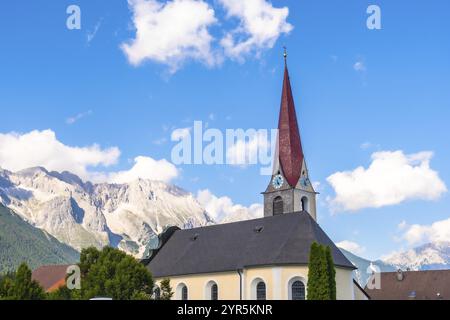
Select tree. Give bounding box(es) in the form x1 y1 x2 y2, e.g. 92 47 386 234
78 247 154 300
159 278 174 300
46 286 74 300
307 243 334 300
0 273 15 300
0 263 45 300
325 246 337 300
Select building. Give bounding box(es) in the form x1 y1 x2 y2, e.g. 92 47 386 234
32 265 70 293
145 55 363 300
365 270 450 300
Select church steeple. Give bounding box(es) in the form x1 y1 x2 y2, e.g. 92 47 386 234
263 50 317 220
277 57 304 188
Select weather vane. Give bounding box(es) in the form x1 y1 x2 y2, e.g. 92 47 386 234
283 46 287 64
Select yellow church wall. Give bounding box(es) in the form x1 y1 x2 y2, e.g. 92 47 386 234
155 271 240 300
155 265 356 300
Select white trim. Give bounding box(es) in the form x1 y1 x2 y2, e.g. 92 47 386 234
175 282 188 301
204 280 218 300
273 267 282 300
286 276 307 300
241 270 246 300
250 277 266 300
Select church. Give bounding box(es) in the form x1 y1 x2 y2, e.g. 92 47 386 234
145 55 367 301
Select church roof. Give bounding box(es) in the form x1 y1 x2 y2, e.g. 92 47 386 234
146 212 355 278
278 64 304 187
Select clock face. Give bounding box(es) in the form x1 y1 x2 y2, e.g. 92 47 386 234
300 177 310 188
272 174 284 189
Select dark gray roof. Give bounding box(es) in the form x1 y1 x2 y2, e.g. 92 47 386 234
147 212 355 278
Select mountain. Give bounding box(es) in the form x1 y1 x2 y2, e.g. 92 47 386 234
339 248 396 286
0 167 212 258
0 203 79 273
381 242 450 271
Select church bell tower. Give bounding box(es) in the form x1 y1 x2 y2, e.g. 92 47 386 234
263 51 317 220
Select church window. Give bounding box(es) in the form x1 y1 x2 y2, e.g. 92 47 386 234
256 281 266 300
181 285 188 300
211 284 218 300
291 281 306 300
273 196 283 215
153 286 161 300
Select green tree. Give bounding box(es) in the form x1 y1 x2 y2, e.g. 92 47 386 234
307 243 333 300
325 246 336 300
78 247 154 300
46 285 74 300
159 278 174 300
0 273 15 300
1 263 45 300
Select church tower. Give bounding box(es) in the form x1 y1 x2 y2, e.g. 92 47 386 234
263 52 317 220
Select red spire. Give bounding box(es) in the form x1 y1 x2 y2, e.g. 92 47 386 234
277 63 304 187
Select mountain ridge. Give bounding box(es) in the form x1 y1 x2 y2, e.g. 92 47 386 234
0 166 212 258
0 203 79 273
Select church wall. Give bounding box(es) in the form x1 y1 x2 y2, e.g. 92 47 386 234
155 265 355 300
155 271 240 300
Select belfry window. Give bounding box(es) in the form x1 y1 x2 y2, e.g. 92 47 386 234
256 282 266 300
273 196 283 215
301 197 309 213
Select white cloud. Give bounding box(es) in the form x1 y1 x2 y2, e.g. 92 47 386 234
337 240 366 256
87 20 102 44
196 189 263 222
353 60 366 72
219 0 293 59
66 110 93 125
399 217 450 246
327 150 447 212
121 0 219 73
121 0 293 72
104 156 179 184
360 141 372 150
0 129 179 184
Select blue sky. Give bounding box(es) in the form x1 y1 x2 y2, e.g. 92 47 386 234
0 0 449 260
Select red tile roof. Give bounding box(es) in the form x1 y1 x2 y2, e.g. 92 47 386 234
365 270 450 300
32 265 71 292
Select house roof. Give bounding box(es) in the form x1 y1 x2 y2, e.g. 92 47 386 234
365 270 450 300
277 63 304 187
32 265 70 292
147 212 355 278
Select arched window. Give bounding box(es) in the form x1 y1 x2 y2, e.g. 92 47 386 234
181 285 188 300
273 196 283 215
256 282 266 300
211 284 218 300
301 196 309 213
291 281 306 300
153 286 161 300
